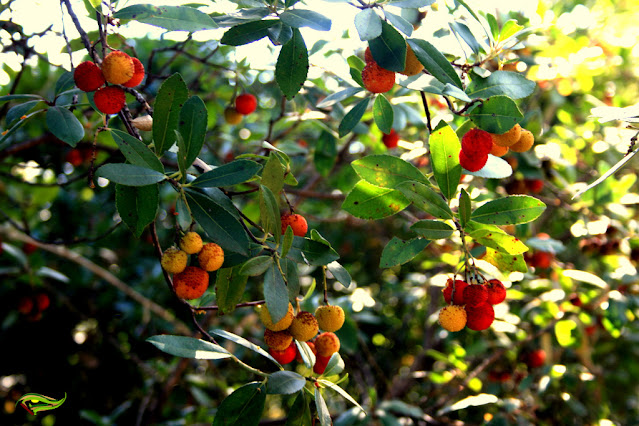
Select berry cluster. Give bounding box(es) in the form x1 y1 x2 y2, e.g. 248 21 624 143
224 93 257 125
362 47 395 94
17 292 50 321
160 231 225 300
260 304 345 374
459 128 494 172
489 124 535 156
73 50 145 115
438 278 507 332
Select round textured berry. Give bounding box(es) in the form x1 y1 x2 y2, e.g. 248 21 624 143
281 213 308 237
94 86 126 115
224 107 243 125
198 242 224 272
382 129 399 149
438 305 467 332
315 305 345 332
314 332 340 357
509 129 534 152
235 93 257 115
288 311 319 342
161 247 188 274
463 284 489 307
459 150 488 172
179 231 203 255
74 61 105 92
461 128 493 157
123 57 145 88
442 279 468 305
101 51 135 85
173 266 209 300
264 329 293 351
362 62 395 93
485 279 507 305
465 302 495 331
491 124 522 147
399 44 424 76
259 303 295 332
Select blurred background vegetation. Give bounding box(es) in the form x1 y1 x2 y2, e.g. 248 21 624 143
2 0 639 424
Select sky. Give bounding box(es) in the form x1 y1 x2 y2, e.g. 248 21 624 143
0 0 541 87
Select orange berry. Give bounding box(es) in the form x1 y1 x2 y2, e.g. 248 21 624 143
173 266 209 300
491 124 522 147
179 231 203 254
94 86 126 114
161 247 188 274
74 61 105 92
198 242 224 272
288 311 319 342
264 328 293 351
281 213 308 237
438 305 467 332
364 46 374 63
361 62 395 93
123 57 145 88
399 44 424 76
315 305 345 332
235 93 257 115
101 51 135 85
224 107 243 125
490 143 509 157
314 332 340 357
259 303 295 331
509 129 534 152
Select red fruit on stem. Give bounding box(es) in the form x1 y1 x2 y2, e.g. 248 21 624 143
35 293 50 311
313 354 332 375
443 279 468 305
22 242 38 255
281 213 308 237
485 279 507 305
382 129 399 148
465 302 495 331
525 349 546 368
463 284 489 307
461 128 493 157
17 296 34 315
235 93 257 115
531 251 553 269
269 342 297 365
74 61 105 92
459 150 488 172
123 57 145 88
94 86 126 114
361 62 395 93
525 178 544 193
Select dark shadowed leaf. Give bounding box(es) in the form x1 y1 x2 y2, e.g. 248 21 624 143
338 98 369 138
115 184 158 238
96 163 166 186
469 95 523 134
178 96 207 169
153 73 189 155
264 264 289 324
267 371 306 395
212 382 266 426
408 39 462 88
146 335 232 360
369 21 406 72
220 20 279 46
46 107 84 147
114 4 218 32
192 160 261 187
276 29 308 100
110 129 164 173
380 237 430 268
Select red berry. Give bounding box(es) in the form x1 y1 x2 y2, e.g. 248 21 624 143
269 342 297 365
461 128 493 157
123 57 145 88
361 62 395 93
459 150 488 172
66 149 84 167
235 93 257 115
17 296 34 315
530 251 553 269
94 86 126 114
463 284 488 307
525 349 546 368
281 213 308 237
465 302 495 331
364 46 374 63
74 61 105 92
22 242 38 255
313 354 332 375
485 279 507 305
569 293 583 307
524 178 544 193
443 279 468 305
35 293 50 311
382 129 399 148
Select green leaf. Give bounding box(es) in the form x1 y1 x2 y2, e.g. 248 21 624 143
327 261 352 288
467 223 529 255
96 163 165 186
146 335 232 360
467 71 536 100
342 180 410 219
115 184 159 238
46 107 84 147
192 160 261 188
0 94 42 104
220 20 280 46
267 371 306 395
499 19 524 42
338 98 369 138
276 28 309 100
212 382 266 426
470 195 546 225
429 123 461 200
469 95 523 134
281 226 294 258
316 87 363 108
178 96 207 169
354 8 381 41
216 266 248 314
153 73 189 155
282 258 300 302
369 21 406 72
267 21 293 46
459 188 471 228
114 4 217 31
314 130 337 177
395 181 453 219
407 39 462 88
7 100 41 126
450 21 480 55
185 189 249 255
383 10 413 37
373 94 394 134
260 185 281 245
212 8 271 27
380 237 430 268
318 379 365 412
351 154 428 188
322 352 345 376
240 256 274 276
279 10 331 31
55 71 76 95
286 237 339 266
410 220 454 239
261 152 285 203
286 391 312 426
211 329 281 367
110 129 164 173
315 388 332 426
264 264 289 324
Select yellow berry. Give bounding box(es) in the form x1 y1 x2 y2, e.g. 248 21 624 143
101 51 135 85
399 44 424 76
180 231 203 254
224 107 243 125
264 329 293 351
315 305 345 332
198 242 224 271
259 303 295 332
160 247 188 274
509 129 535 152
288 311 319 342
438 305 467 332
314 332 340 357
491 123 522 147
